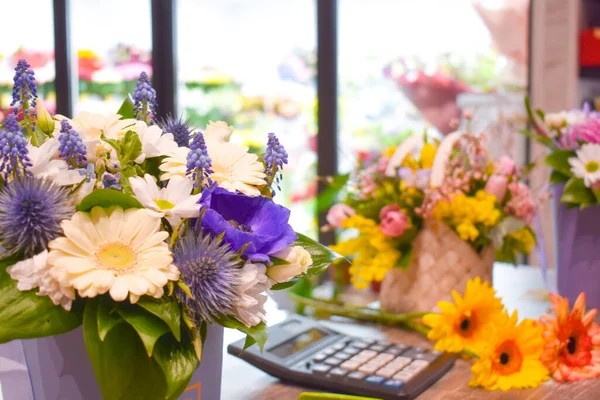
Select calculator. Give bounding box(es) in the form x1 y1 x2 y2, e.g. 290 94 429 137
227 316 456 400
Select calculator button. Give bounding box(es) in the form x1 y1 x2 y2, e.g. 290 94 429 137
369 344 387 352
332 342 346 351
384 347 404 356
341 360 362 371
390 344 409 352
414 351 441 363
401 348 426 359
384 379 405 389
393 370 416 381
388 356 412 369
333 352 351 361
342 347 360 356
324 357 342 366
373 353 394 364
363 338 377 344
365 375 386 385
413 346 425 352
351 341 368 349
329 367 349 376
312 353 328 362
375 367 397 378
322 347 336 356
311 364 331 374
377 340 391 346
347 371 366 380
358 363 379 374
357 350 377 359
410 359 430 368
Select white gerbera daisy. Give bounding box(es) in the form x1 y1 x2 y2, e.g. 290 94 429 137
27 138 84 186
232 262 271 328
7 250 75 311
159 147 190 181
568 143 600 187
48 206 180 303
208 141 266 196
129 174 201 226
132 122 178 164
56 112 138 140
205 120 233 143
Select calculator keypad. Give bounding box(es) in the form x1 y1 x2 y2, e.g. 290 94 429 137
309 339 442 390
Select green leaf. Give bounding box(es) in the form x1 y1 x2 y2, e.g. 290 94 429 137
519 128 556 149
545 150 575 177
152 333 198 400
316 174 350 212
293 233 344 277
239 321 268 352
84 299 167 400
119 165 138 195
137 296 182 342
0 256 82 343
100 133 121 155
120 130 143 164
97 297 123 341
535 108 545 120
31 125 49 147
117 305 171 357
550 170 570 184
76 188 143 212
270 256 291 266
395 247 413 269
117 95 135 119
243 335 257 350
560 177 596 207
271 278 299 291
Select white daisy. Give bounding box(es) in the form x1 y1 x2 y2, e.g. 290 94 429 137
7 250 75 311
205 120 233 143
232 262 271 328
568 143 600 187
55 112 138 140
48 206 180 303
132 122 178 164
159 147 190 181
129 174 201 226
27 138 84 186
208 141 266 196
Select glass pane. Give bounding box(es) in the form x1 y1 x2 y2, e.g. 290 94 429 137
71 0 152 114
0 0 55 120
338 0 523 171
177 0 318 238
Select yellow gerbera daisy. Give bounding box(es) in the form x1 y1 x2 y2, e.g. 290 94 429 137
423 277 505 353
469 311 550 391
48 206 180 303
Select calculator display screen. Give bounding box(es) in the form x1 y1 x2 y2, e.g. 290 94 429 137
269 329 329 358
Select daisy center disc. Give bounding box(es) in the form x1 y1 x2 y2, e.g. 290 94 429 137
585 161 599 173
494 340 523 375
97 242 136 270
154 199 175 210
456 312 477 338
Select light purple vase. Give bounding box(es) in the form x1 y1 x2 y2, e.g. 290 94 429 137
552 184 600 309
0 324 223 400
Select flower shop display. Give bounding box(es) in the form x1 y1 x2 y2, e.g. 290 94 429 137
0 60 338 400
524 101 600 309
326 130 537 313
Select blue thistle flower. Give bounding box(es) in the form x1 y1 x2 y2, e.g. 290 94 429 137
173 229 242 323
132 72 157 124
0 176 74 256
101 172 122 190
186 132 213 188
0 114 32 180
58 120 88 169
264 132 288 196
10 59 38 116
158 114 192 147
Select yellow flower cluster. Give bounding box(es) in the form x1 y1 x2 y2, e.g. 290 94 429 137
399 141 438 171
330 215 401 289
509 227 536 253
433 191 501 242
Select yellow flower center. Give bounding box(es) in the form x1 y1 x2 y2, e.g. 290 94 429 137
585 161 599 173
96 242 137 271
154 199 175 210
493 340 523 375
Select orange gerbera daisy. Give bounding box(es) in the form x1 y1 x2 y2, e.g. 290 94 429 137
538 292 600 382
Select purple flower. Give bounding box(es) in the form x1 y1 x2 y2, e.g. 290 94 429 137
132 72 157 124
158 114 192 147
101 172 122 190
199 186 297 262
10 60 37 116
173 228 242 323
186 132 213 188
58 120 88 169
0 114 32 180
264 132 288 196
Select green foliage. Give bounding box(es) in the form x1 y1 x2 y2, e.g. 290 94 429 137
117 305 171 357
545 150 575 177
561 177 596 208
292 233 344 277
137 296 182 342
117 95 135 119
550 170 570 185
316 174 350 212
217 316 269 351
76 189 143 212
31 124 49 147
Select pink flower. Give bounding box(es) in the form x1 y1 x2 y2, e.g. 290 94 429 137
377 156 390 174
496 156 517 176
485 175 508 202
379 204 408 237
326 204 355 228
505 182 536 224
570 118 600 144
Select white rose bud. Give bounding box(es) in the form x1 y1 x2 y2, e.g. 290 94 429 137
204 120 233 143
267 246 313 283
36 102 55 135
544 112 567 129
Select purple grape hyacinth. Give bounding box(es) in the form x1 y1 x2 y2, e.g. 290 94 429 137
101 172 122 190
158 114 192 147
10 59 38 116
186 132 213 188
0 114 32 180
58 120 88 169
133 72 157 124
264 133 288 196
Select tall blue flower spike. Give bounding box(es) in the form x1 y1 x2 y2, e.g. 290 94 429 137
263 132 288 196
0 114 32 180
132 72 157 124
186 132 213 189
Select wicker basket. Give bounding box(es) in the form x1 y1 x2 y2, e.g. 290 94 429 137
380 221 494 313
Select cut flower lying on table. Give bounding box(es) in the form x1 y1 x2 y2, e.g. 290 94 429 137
0 60 339 399
422 278 600 391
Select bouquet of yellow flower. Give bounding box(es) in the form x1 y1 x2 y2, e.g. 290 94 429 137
325 130 537 311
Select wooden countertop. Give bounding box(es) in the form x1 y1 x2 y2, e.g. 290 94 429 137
221 264 600 399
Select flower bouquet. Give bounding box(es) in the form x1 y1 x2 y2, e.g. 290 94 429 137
326 130 536 313
0 60 337 399
524 100 600 308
